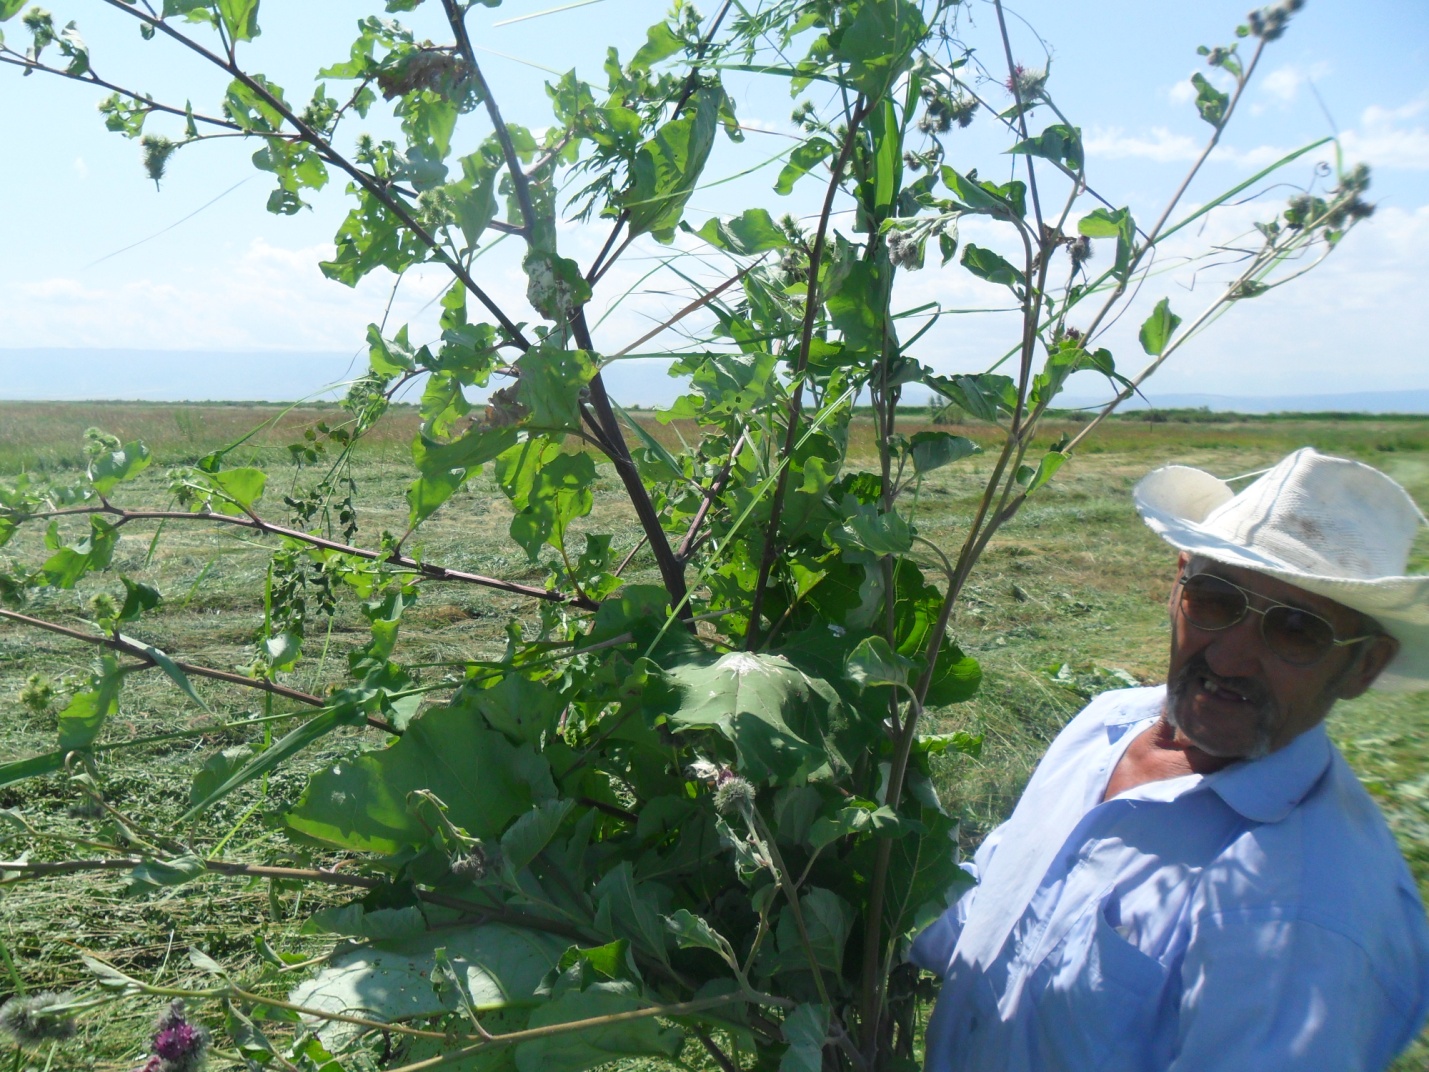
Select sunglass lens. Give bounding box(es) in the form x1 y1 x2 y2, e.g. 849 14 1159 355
1263 606 1336 664
1180 575 1245 629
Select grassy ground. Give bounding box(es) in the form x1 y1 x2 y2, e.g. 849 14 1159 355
0 404 1426 1068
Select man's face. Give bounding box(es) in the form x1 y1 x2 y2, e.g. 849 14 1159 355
1164 555 1396 760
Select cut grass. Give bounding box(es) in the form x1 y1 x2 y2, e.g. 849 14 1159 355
0 404 1425 1068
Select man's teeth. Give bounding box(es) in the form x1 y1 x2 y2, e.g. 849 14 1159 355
1202 677 1247 701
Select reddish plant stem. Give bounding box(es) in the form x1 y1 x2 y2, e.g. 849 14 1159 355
21 505 596 610
0 607 415 725
570 309 691 622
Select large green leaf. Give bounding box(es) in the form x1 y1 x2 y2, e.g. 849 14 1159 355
924 372 1015 423
593 862 669 964
923 642 981 707
831 0 924 97
624 89 718 240
117 633 207 711
779 1004 831 1072
908 431 980 473
654 652 848 783
183 706 355 821
845 636 915 691
941 167 1024 219
694 208 787 255
879 804 974 941
89 441 151 495
408 425 520 525
501 799 575 875
1007 123 1083 170
826 262 886 354
960 244 1024 289
514 982 684 1072
40 516 118 589
771 887 854 974
775 137 833 196
56 656 123 752
216 0 260 42
469 673 563 747
828 502 912 556
1138 297 1182 356
515 348 599 434
1078 207 1135 281
290 925 568 1049
494 439 597 560
284 703 556 853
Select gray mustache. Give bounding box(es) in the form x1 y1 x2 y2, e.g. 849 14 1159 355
1170 651 1273 710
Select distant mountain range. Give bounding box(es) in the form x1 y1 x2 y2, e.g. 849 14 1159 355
2 350 1428 414
1047 390 1429 415
0 349 362 403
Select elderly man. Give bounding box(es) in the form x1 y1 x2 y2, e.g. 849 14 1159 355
911 447 1429 1070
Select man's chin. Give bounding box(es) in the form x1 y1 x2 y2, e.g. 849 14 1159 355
1165 688 1272 761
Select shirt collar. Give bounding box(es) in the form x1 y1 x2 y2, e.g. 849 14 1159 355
1098 685 1333 824
1203 723 1332 823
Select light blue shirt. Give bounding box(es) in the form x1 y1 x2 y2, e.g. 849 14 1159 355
911 686 1429 1071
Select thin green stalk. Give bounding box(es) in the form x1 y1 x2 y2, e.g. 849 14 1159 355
0 932 24 996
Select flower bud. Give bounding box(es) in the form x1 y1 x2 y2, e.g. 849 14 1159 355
0 992 79 1046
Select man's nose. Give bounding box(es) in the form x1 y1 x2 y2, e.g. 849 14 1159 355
1202 609 1269 676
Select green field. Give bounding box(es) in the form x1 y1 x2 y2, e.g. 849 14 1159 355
1 403 1426 1069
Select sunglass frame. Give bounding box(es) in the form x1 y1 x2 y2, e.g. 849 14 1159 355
1175 572 1379 665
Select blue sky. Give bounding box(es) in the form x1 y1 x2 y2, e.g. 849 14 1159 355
1 0 1426 403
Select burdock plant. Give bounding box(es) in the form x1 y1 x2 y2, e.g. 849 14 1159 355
0 991 79 1054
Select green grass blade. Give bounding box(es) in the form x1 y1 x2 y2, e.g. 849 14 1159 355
182 707 347 823
118 633 209 712
0 751 65 790
1158 137 1332 244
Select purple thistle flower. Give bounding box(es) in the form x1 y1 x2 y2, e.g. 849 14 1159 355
155 1020 205 1061
136 1000 208 1072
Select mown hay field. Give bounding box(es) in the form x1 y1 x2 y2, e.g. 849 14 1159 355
0 402 1426 1068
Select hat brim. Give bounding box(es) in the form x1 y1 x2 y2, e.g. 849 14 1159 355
1135 465 1429 691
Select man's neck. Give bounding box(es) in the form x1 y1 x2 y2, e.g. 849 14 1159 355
1102 716 1238 802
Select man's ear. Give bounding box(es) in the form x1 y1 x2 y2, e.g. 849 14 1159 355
1335 634 1401 700
1167 552 1191 613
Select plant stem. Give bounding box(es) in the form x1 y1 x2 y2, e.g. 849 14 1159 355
0 609 324 709
570 311 692 622
441 0 535 238
0 932 24 996
97 0 532 351
15 505 594 610
747 101 870 645
992 0 1044 232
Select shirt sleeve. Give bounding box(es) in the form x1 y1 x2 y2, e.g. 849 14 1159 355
909 822 1010 976
1169 918 1420 1071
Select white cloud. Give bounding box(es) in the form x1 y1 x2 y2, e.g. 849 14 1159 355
1081 126 1290 168
1083 203 1429 396
1087 91 1429 174
1261 65 1305 104
8 238 480 352
1253 62 1330 112
72 157 87 180
1168 78 1198 106
1083 126 1200 163
1340 97 1429 171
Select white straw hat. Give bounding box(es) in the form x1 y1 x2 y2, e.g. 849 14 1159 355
1134 447 1429 691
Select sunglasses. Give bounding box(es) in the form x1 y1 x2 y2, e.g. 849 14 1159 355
1175 572 1377 665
